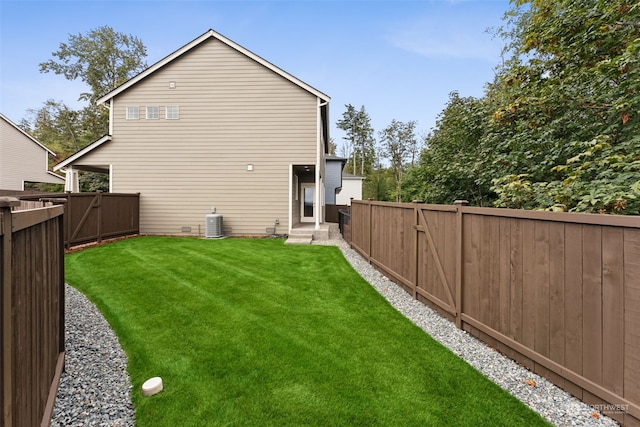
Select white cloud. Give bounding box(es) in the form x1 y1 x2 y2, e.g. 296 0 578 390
385 8 504 62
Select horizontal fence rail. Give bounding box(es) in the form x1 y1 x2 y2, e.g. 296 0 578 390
1 197 65 427
350 199 640 426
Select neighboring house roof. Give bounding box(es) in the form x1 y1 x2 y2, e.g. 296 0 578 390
326 155 347 161
96 29 330 105
1 113 57 156
0 113 64 184
342 172 364 180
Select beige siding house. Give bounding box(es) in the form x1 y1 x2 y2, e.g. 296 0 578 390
0 113 65 190
55 29 330 237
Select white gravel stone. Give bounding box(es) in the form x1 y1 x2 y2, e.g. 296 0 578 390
51 285 134 427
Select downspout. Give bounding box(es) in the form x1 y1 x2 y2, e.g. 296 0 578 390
109 99 114 135
109 164 114 193
103 99 113 191
288 164 293 235
103 99 113 135
316 99 328 230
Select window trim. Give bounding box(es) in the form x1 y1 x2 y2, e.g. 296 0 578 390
146 106 159 120
166 105 180 120
126 106 139 120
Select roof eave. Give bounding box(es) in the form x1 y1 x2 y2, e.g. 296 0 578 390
0 113 57 156
97 29 330 106
54 135 112 171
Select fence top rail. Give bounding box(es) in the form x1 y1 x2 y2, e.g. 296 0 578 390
351 199 640 228
462 206 640 228
351 200 458 212
12 205 65 232
62 192 140 197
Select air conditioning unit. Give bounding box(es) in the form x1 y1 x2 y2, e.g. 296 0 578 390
205 213 223 238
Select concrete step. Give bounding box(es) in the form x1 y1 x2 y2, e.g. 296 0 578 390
284 234 313 245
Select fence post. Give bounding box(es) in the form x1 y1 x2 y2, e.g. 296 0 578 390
454 200 468 329
368 199 373 260
96 191 103 244
1 197 19 427
65 192 72 249
413 201 424 300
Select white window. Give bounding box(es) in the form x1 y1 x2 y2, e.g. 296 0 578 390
146 106 159 120
166 106 180 120
126 106 139 120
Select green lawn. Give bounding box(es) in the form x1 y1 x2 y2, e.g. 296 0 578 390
65 236 549 426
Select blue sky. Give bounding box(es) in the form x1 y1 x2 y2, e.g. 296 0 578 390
0 0 511 151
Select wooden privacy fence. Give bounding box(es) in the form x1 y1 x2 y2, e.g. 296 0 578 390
1 197 65 427
350 199 640 425
14 192 140 248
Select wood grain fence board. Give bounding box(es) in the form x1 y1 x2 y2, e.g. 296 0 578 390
498 217 511 336
350 203 364 254
416 209 433 300
534 221 551 368
602 227 624 396
442 211 457 305
486 216 500 331
402 207 416 287
582 225 603 385
416 216 427 297
1 226 10 427
430 210 444 303
15 231 28 424
477 214 489 326
625 228 640 403
564 223 584 398
548 222 566 389
462 214 481 321
521 220 536 357
509 218 524 344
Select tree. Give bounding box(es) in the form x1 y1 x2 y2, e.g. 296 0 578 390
378 119 417 202
40 26 148 103
33 27 149 192
408 92 491 205
411 0 640 214
336 104 376 176
328 137 337 156
487 0 640 213
24 100 82 161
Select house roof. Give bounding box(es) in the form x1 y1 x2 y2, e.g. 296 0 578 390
96 29 331 105
53 135 112 171
326 155 347 161
0 113 57 156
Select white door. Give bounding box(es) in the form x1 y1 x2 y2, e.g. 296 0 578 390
301 183 315 223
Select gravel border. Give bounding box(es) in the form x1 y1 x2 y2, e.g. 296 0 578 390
52 230 618 426
314 226 618 427
51 285 135 427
